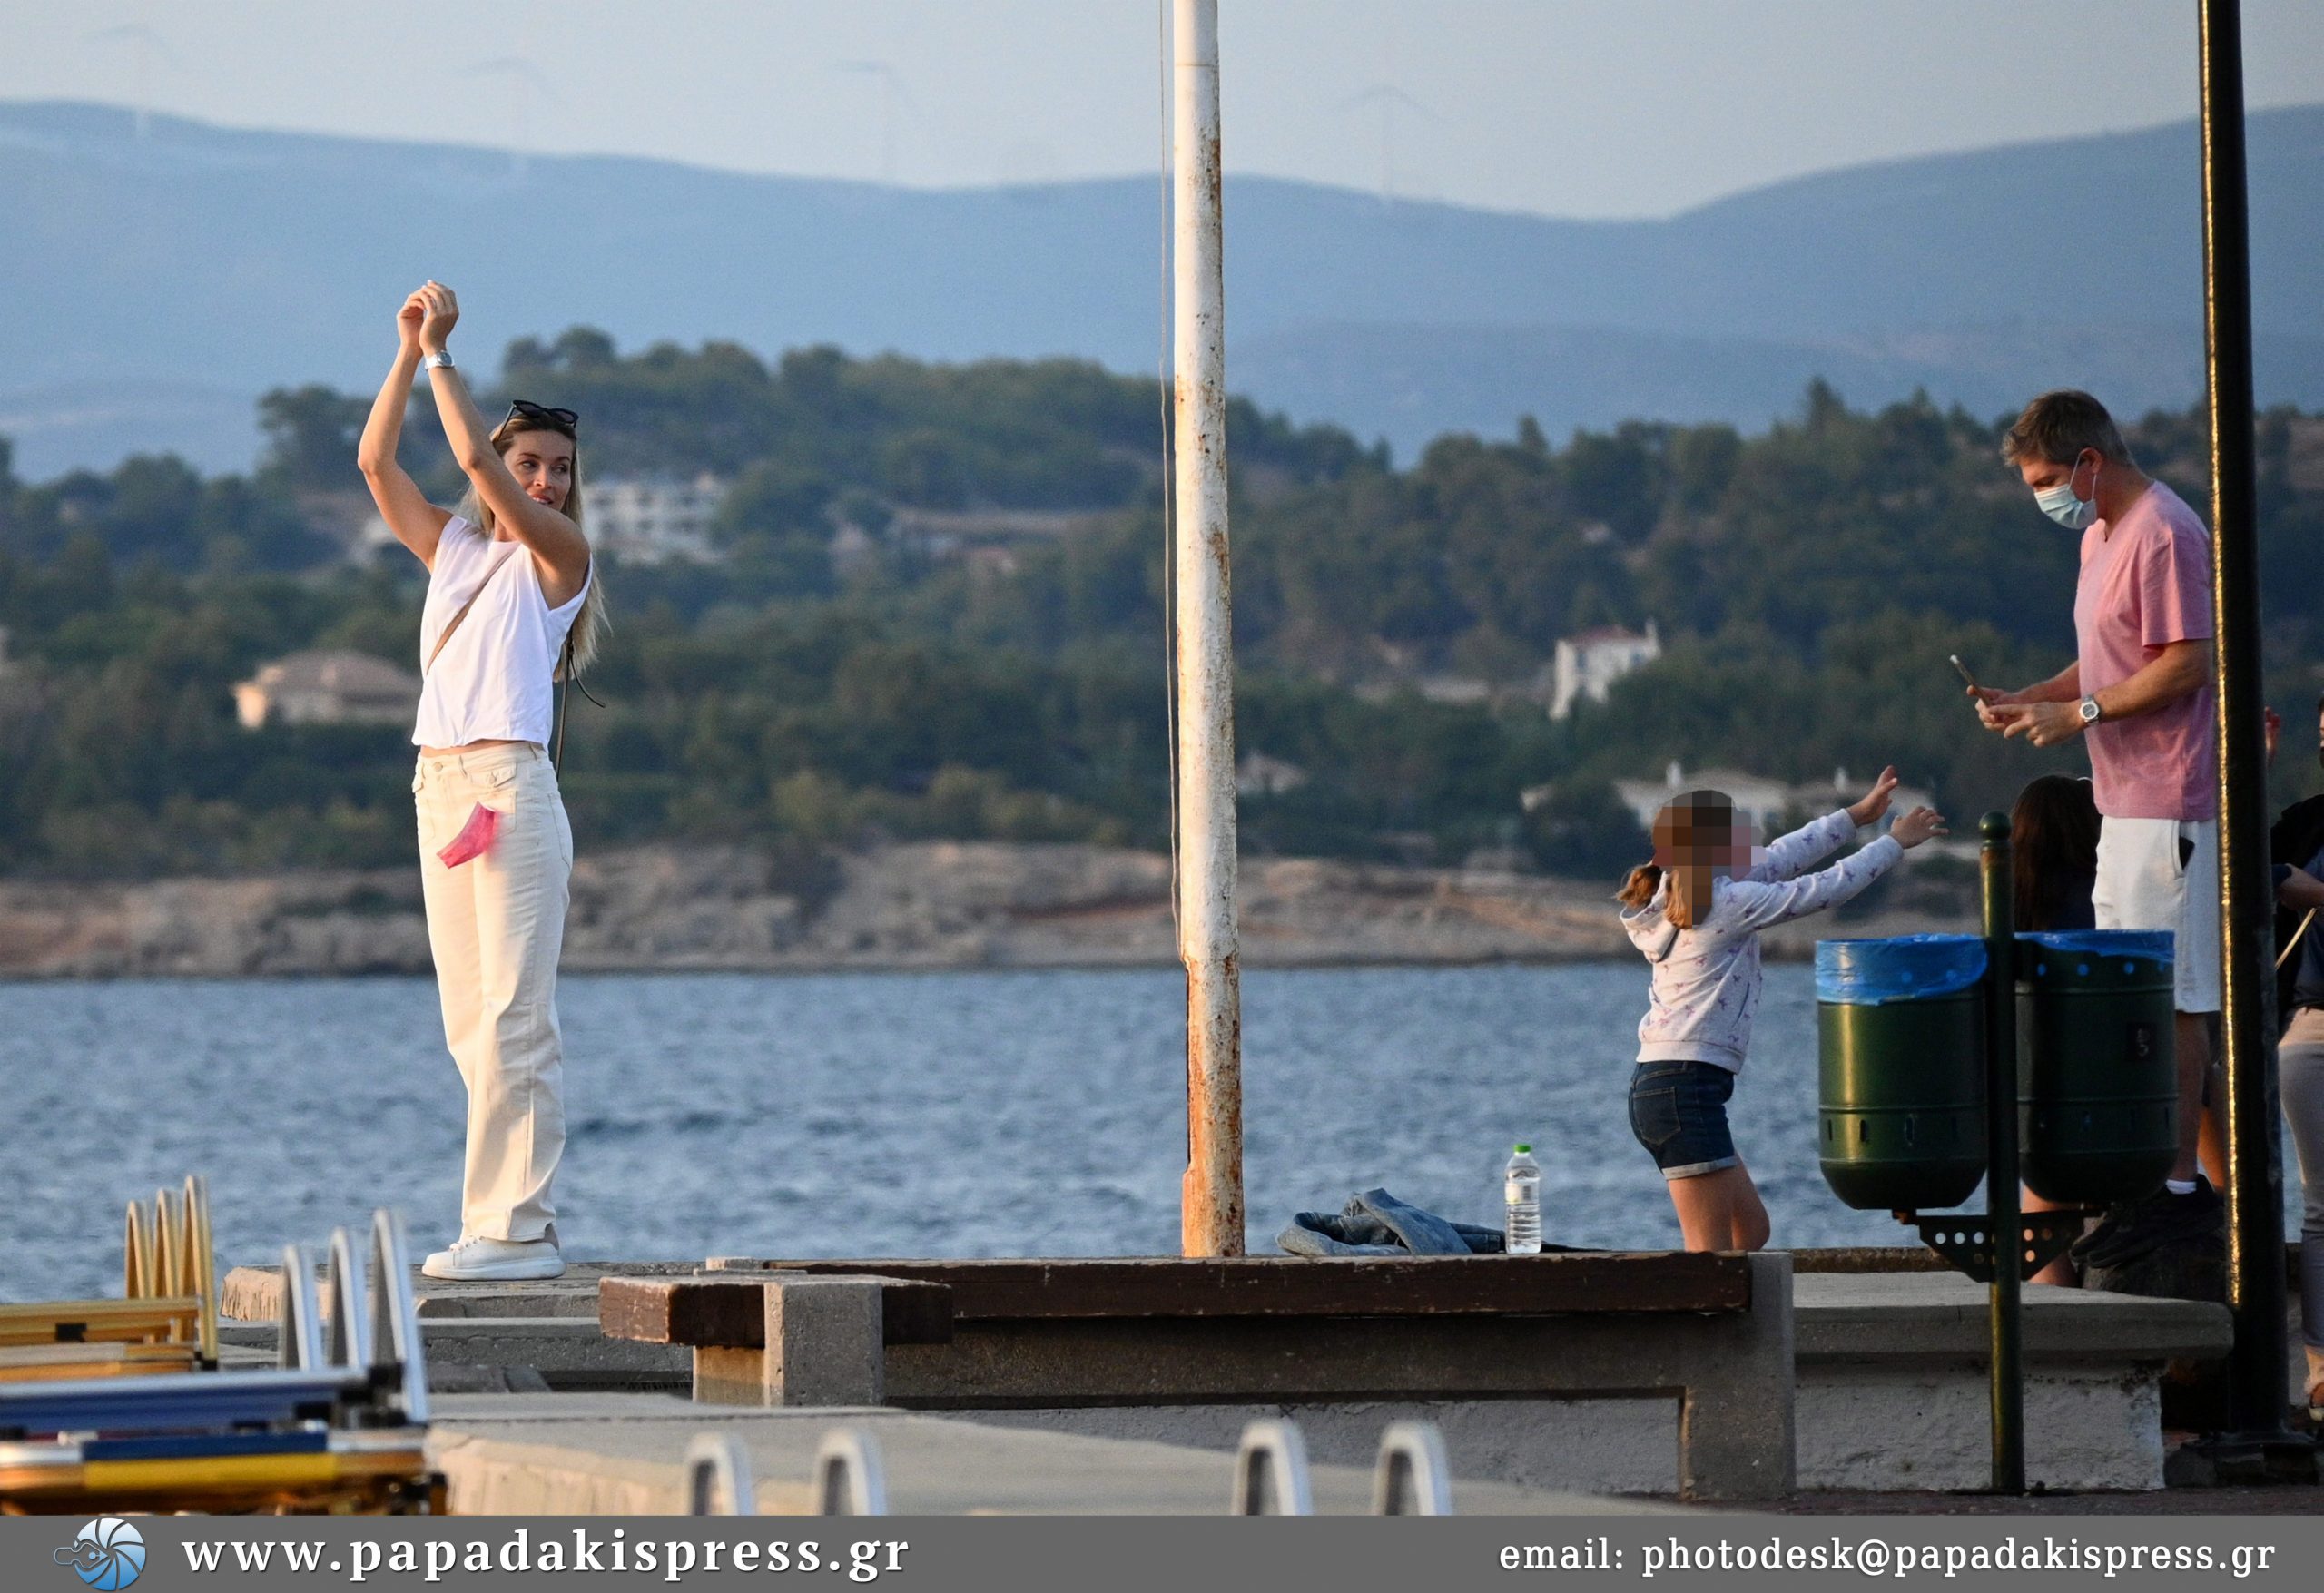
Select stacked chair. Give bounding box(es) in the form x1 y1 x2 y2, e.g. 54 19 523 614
0 1195 443 1515
0 1178 218 1383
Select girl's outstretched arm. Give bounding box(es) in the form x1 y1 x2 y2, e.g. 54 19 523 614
1730 805 1946 929
1749 767 1906 882
355 295 452 566
1728 836 1901 929
1747 810 1857 883
410 282 591 587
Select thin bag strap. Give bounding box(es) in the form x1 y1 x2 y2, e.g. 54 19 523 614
423 543 521 674
551 564 604 772
551 634 607 771
554 634 573 772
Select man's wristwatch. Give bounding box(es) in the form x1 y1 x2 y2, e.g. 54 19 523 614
2078 695 2103 727
422 349 454 370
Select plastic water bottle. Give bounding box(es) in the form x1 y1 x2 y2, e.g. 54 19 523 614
1503 1144 1542 1255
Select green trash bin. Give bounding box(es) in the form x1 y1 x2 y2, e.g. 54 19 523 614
2015 929 2177 1205
1817 935 1990 1211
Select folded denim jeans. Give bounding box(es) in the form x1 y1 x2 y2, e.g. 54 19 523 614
1276 1186 1509 1257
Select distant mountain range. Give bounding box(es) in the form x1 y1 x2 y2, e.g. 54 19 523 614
2 98 2319 477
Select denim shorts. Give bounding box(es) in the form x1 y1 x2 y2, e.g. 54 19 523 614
1628 1059 1740 1180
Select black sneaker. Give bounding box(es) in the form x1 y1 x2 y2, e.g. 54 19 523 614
2068 1200 2135 1273
2073 1177 2221 1273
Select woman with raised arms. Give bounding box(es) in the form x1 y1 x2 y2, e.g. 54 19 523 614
357 281 604 1280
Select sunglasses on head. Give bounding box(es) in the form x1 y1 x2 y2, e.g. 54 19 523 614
501 398 579 435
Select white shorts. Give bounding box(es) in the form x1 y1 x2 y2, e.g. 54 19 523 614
2093 816 2221 1015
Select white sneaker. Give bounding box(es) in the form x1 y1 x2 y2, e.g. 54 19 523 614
420 1235 566 1281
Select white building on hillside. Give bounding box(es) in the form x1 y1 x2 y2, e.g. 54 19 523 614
1612 762 1795 838
233 650 420 730
581 474 726 564
352 473 729 565
1783 767 1935 830
1607 762 1935 848
1236 751 1309 797
1550 621 1660 719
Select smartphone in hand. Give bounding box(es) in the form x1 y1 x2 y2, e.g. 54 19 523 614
1949 654 1981 692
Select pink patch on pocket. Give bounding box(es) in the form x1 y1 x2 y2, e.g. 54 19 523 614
437 802 503 869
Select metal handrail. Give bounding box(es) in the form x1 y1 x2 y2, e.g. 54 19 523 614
1231 1420 1312 1515
368 1209 429 1426
1372 1421 1453 1515
278 1244 325 1371
325 1227 372 1372
813 1429 889 1516
684 1432 756 1515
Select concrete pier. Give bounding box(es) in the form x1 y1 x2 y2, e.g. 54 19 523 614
224 1254 2240 1498
424 1394 1663 1515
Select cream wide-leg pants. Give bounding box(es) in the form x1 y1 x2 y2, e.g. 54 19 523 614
414 743 571 1244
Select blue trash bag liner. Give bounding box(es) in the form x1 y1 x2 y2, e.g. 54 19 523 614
2016 928 2174 975
1816 933 1989 1005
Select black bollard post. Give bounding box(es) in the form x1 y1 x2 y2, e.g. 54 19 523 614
1979 811 2024 1494
2192 0 2310 1479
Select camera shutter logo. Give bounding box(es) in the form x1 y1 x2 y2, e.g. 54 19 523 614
54 1518 145 1590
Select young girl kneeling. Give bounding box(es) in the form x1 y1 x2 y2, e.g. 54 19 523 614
1618 768 1946 1253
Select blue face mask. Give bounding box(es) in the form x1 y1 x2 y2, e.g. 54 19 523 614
2034 455 2100 529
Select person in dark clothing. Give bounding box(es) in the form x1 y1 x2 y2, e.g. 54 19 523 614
2011 774 2103 1283
2066 706 2324 1310
2013 774 2101 933
2267 696 2324 1418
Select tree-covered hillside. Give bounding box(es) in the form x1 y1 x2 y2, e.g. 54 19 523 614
3 334 2319 880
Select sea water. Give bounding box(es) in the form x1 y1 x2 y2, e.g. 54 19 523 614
3 963 2293 1302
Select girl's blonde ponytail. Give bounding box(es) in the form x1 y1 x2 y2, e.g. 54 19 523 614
1616 863 1663 910
1662 861 1713 929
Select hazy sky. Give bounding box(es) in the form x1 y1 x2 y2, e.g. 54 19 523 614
6 1 2322 219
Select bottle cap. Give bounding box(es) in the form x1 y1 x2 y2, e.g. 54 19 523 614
1513 1143 1531 1155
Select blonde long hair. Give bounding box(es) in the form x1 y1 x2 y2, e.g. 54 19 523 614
1615 789 1736 929
453 417 609 676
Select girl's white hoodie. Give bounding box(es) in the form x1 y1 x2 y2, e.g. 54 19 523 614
1620 809 1904 1072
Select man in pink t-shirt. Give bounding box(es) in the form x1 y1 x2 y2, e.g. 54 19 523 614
1974 390 2221 1207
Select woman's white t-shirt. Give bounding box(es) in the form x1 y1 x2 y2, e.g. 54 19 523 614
412 516 590 749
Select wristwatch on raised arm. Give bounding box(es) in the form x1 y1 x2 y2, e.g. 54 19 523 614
422 349 454 370
2078 695 2103 727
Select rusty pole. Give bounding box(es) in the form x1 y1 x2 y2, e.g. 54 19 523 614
1172 0 1245 1257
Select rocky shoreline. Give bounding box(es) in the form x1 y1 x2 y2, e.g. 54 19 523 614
0 841 1970 978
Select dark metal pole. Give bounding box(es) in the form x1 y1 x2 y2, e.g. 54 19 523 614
2198 0 2294 1444
1979 812 2024 1493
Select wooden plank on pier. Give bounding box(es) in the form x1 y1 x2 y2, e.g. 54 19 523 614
601 1277 955 1349
698 1254 1749 1323
0 1298 201 1348
0 1342 201 1382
